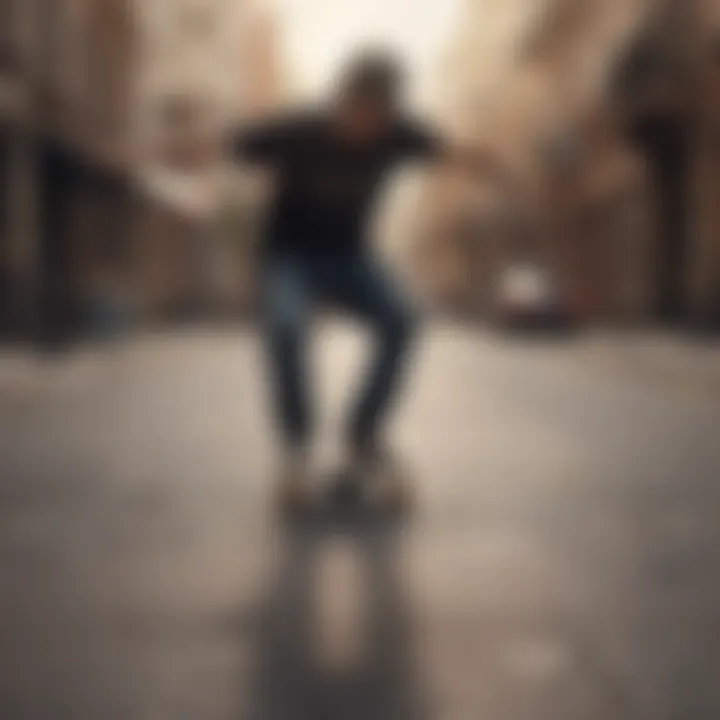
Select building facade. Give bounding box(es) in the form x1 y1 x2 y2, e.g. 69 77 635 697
414 0 720 326
0 0 283 341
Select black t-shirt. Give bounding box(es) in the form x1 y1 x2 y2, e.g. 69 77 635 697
233 110 442 257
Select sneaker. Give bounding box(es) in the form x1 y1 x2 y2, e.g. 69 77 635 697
275 448 313 517
346 441 414 514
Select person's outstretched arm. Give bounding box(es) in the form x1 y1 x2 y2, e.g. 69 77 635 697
157 113 301 169
399 119 522 198
231 114 298 165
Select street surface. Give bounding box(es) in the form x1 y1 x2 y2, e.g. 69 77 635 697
1 323 719 719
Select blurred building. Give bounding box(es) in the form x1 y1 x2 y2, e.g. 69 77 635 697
414 0 720 327
0 0 137 345
133 0 286 319
0 0 284 344
409 0 546 315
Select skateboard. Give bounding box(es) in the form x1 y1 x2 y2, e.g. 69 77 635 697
277 468 414 527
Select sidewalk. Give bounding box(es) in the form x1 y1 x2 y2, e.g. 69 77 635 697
581 329 720 394
2 324 720 719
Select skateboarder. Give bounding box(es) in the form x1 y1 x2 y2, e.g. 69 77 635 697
233 50 513 511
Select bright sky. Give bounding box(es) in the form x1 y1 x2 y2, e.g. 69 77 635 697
271 0 463 107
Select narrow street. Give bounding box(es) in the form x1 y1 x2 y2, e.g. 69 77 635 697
1 323 719 720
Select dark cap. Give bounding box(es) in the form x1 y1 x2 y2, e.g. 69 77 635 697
339 49 405 106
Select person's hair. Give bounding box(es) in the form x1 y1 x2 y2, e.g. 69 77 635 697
339 49 405 108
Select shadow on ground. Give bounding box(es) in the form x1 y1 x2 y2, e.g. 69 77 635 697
242 497 432 720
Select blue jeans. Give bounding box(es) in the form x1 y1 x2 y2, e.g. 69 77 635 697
262 252 418 449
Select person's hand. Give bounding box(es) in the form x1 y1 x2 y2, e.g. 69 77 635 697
158 134 222 171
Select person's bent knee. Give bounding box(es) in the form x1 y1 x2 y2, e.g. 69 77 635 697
266 310 303 350
380 302 419 346
264 291 306 347
262 259 309 348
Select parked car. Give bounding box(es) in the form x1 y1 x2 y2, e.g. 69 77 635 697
493 260 574 331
